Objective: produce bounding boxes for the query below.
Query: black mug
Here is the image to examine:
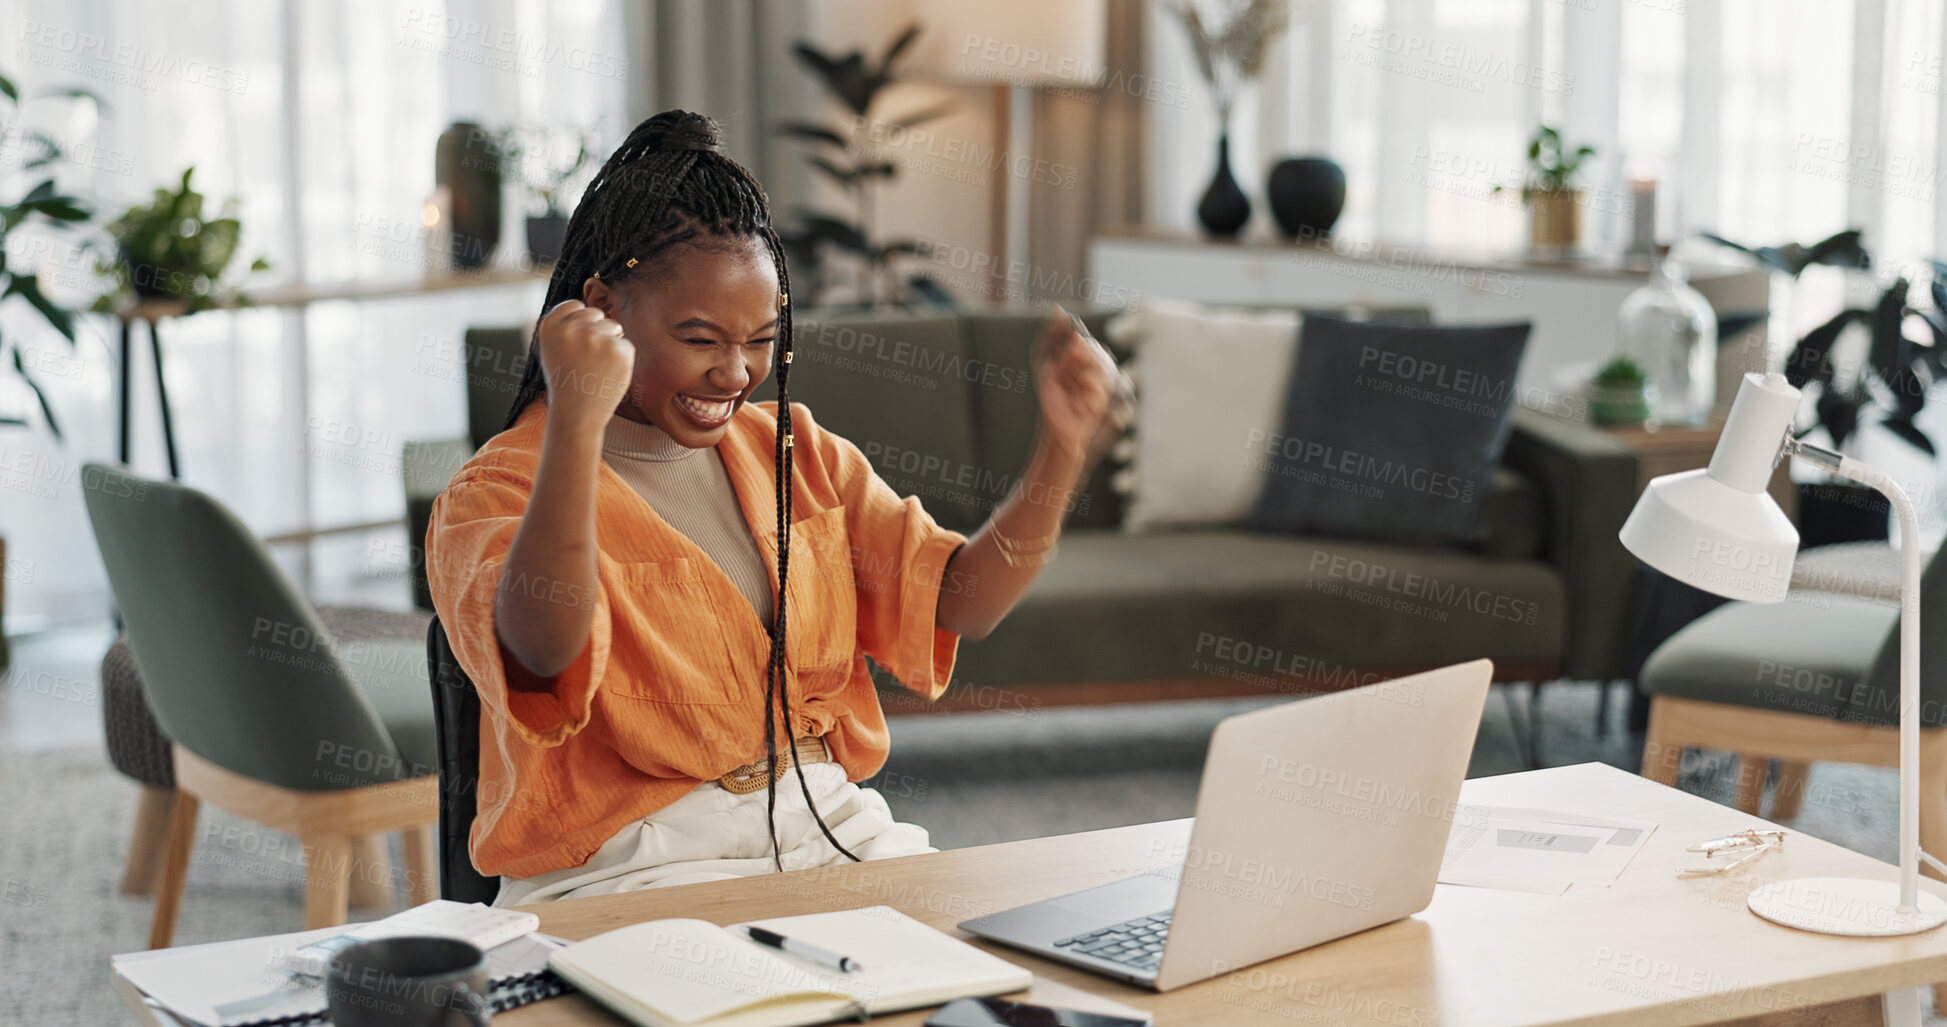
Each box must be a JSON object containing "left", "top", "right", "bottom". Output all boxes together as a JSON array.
[{"left": 326, "top": 936, "right": 492, "bottom": 1027}]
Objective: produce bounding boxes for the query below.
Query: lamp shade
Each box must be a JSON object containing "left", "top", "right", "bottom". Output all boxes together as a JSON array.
[
  {"left": 1618, "top": 373, "right": 1802, "bottom": 603},
  {"left": 903, "top": 0, "right": 1108, "bottom": 87}
]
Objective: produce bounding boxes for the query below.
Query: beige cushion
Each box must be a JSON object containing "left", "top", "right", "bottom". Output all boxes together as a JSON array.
[{"left": 1104, "top": 298, "right": 1300, "bottom": 532}]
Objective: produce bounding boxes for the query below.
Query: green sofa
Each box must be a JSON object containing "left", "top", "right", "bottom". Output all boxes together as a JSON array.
[{"left": 403, "top": 309, "right": 1640, "bottom": 705}]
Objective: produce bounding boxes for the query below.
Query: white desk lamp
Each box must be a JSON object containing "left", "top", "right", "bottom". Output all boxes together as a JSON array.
[{"left": 1621, "top": 371, "right": 1947, "bottom": 937}]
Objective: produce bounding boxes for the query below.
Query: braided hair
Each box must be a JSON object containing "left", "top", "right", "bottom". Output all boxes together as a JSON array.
[{"left": 504, "top": 110, "right": 859, "bottom": 871}]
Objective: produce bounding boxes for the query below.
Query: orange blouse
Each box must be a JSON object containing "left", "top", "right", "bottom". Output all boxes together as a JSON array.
[{"left": 426, "top": 400, "right": 967, "bottom": 879}]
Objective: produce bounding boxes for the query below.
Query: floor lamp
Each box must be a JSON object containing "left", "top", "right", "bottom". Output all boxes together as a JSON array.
[
  {"left": 908, "top": 2, "right": 1106, "bottom": 285},
  {"left": 1620, "top": 371, "right": 1947, "bottom": 939}
]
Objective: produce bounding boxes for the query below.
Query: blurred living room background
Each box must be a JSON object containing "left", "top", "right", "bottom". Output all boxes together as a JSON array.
[{"left": 8, "top": 0, "right": 1947, "bottom": 1020}]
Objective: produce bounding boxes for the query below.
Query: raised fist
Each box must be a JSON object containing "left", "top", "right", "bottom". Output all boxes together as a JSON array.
[{"left": 537, "top": 299, "right": 635, "bottom": 434}]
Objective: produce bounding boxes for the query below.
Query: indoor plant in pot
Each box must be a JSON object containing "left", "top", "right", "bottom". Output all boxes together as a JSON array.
[
  {"left": 1782, "top": 266, "right": 1947, "bottom": 546},
  {"left": 1165, "top": 0, "right": 1291, "bottom": 238},
  {"left": 493, "top": 123, "right": 594, "bottom": 267},
  {"left": 92, "top": 167, "right": 269, "bottom": 313},
  {"left": 1588, "top": 355, "right": 1653, "bottom": 426},
  {"left": 1499, "top": 125, "right": 1595, "bottom": 253},
  {"left": 774, "top": 22, "right": 953, "bottom": 309}
]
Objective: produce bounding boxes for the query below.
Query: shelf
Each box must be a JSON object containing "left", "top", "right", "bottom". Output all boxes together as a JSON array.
[{"left": 109, "top": 265, "right": 552, "bottom": 321}]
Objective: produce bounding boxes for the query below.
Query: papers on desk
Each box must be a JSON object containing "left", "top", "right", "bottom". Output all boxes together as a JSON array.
[
  {"left": 113, "top": 925, "right": 569, "bottom": 1027},
  {"left": 1439, "top": 804, "right": 1657, "bottom": 895}
]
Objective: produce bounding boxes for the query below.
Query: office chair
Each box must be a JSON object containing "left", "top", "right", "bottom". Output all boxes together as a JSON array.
[
  {"left": 102, "top": 604, "right": 431, "bottom": 902},
  {"left": 427, "top": 614, "right": 501, "bottom": 904},
  {"left": 81, "top": 463, "right": 439, "bottom": 947}
]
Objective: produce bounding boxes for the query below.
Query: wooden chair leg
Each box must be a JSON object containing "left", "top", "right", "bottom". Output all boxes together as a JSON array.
[
  {"left": 148, "top": 789, "right": 200, "bottom": 949},
  {"left": 348, "top": 834, "right": 392, "bottom": 909},
  {"left": 303, "top": 833, "right": 353, "bottom": 930},
  {"left": 403, "top": 824, "right": 437, "bottom": 906},
  {"left": 1640, "top": 699, "right": 1683, "bottom": 787},
  {"left": 1771, "top": 761, "right": 1810, "bottom": 820},
  {"left": 1920, "top": 736, "right": 1947, "bottom": 884},
  {"left": 121, "top": 785, "right": 176, "bottom": 897},
  {"left": 1733, "top": 756, "right": 1767, "bottom": 815}
]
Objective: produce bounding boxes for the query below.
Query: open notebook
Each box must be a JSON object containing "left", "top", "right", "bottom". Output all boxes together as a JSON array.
[{"left": 548, "top": 906, "right": 1033, "bottom": 1027}]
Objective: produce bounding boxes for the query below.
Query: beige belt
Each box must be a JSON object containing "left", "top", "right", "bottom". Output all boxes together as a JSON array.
[{"left": 716, "top": 736, "right": 832, "bottom": 794}]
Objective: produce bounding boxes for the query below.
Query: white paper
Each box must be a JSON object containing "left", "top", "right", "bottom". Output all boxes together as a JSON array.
[
  {"left": 1439, "top": 804, "right": 1657, "bottom": 894},
  {"left": 114, "top": 925, "right": 563, "bottom": 1027}
]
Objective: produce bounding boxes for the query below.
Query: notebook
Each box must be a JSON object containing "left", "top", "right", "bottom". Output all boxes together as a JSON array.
[
  {"left": 548, "top": 906, "right": 1033, "bottom": 1027},
  {"left": 113, "top": 926, "right": 572, "bottom": 1026}
]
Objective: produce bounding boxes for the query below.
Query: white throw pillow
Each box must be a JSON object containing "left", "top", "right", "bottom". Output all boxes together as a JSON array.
[{"left": 1105, "top": 297, "right": 1301, "bottom": 532}]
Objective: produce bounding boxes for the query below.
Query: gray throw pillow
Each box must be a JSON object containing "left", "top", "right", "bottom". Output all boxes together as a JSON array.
[{"left": 1246, "top": 315, "right": 1531, "bottom": 544}]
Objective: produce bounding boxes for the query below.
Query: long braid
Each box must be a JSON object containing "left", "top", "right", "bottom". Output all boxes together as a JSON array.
[
  {"left": 766, "top": 225, "right": 862, "bottom": 869},
  {"left": 504, "top": 110, "right": 862, "bottom": 872}
]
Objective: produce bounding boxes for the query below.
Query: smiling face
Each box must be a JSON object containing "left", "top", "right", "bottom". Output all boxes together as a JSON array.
[{"left": 581, "top": 235, "right": 780, "bottom": 448}]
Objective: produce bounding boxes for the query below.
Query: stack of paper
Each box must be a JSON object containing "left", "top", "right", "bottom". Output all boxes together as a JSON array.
[
  {"left": 1439, "top": 804, "right": 1657, "bottom": 894},
  {"left": 114, "top": 927, "right": 567, "bottom": 1026}
]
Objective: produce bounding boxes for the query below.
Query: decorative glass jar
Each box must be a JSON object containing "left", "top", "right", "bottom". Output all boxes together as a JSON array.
[{"left": 1617, "top": 258, "right": 1718, "bottom": 424}]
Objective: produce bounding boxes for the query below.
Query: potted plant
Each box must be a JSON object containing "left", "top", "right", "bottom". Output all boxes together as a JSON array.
[
  {"left": 1165, "top": 0, "right": 1292, "bottom": 238},
  {"left": 1699, "top": 229, "right": 1947, "bottom": 545},
  {"left": 1499, "top": 125, "right": 1595, "bottom": 252},
  {"left": 1777, "top": 269, "right": 1946, "bottom": 545},
  {"left": 1588, "top": 355, "right": 1653, "bottom": 426},
  {"left": 776, "top": 23, "right": 953, "bottom": 309},
  {"left": 92, "top": 167, "right": 268, "bottom": 313},
  {"left": 0, "top": 67, "right": 103, "bottom": 672},
  {"left": 492, "top": 123, "right": 595, "bottom": 267}
]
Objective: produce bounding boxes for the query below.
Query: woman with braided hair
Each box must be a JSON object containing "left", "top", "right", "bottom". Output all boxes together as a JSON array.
[{"left": 427, "top": 111, "right": 1125, "bottom": 905}]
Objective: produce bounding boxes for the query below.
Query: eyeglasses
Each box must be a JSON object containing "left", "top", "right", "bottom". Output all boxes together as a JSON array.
[{"left": 1677, "top": 829, "right": 1786, "bottom": 877}]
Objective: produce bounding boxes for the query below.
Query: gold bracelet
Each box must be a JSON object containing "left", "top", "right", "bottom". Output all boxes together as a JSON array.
[
  {"left": 997, "top": 540, "right": 1057, "bottom": 568},
  {"left": 991, "top": 519, "right": 1059, "bottom": 551},
  {"left": 991, "top": 521, "right": 1059, "bottom": 567}
]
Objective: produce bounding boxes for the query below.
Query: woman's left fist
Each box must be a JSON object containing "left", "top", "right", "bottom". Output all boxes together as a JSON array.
[{"left": 1033, "top": 305, "right": 1133, "bottom": 464}]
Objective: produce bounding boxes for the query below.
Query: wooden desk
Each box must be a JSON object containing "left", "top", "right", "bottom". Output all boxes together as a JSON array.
[{"left": 116, "top": 763, "right": 1947, "bottom": 1025}]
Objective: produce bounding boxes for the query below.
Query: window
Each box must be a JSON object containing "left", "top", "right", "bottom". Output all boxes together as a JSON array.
[{"left": 0, "top": 0, "right": 627, "bottom": 626}]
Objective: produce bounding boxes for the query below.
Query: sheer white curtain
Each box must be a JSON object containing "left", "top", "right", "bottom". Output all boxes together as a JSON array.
[
  {"left": 1149, "top": 0, "right": 1561, "bottom": 252},
  {"left": 0, "top": 0, "right": 627, "bottom": 627},
  {"left": 1150, "top": 0, "right": 1947, "bottom": 270},
  {"left": 1146, "top": 0, "right": 1947, "bottom": 532}
]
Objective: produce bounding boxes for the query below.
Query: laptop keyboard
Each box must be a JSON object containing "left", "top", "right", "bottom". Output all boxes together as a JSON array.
[{"left": 1052, "top": 911, "right": 1171, "bottom": 972}]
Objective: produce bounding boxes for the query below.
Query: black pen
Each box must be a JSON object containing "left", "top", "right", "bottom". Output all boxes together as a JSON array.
[{"left": 740, "top": 926, "right": 864, "bottom": 973}]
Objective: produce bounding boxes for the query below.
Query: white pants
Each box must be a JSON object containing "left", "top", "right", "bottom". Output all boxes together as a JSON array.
[{"left": 493, "top": 762, "right": 935, "bottom": 906}]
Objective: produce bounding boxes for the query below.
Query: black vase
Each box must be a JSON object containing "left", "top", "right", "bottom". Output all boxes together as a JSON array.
[
  {"left": 435, "top": 122, "right": 502, "bottom": 270},
  {"left": 1197, "top": 133, "right": 1251, "bottom": 237},
  {"left": 1267, "top": 156, "right": 1346, "bottom": 240}
]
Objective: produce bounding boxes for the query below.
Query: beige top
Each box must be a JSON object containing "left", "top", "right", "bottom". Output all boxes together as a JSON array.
[{"left": 601, "top": 414, "right": 774, "bottom": 626}]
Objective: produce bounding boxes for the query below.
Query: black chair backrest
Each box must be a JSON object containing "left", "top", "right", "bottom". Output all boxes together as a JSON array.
[
  {"left": 465, "top": 327, "right": 532, "bottom": 450},
  {"left": 426, "top": 614, "right": 499, "bottom": 904}
]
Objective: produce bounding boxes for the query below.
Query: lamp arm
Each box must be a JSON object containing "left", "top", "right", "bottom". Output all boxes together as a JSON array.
[{"left": 1796, "top": 440, "right": 1926, "bottom": 911}]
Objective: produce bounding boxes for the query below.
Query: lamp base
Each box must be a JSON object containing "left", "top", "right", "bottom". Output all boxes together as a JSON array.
[{"left": 1747, "top": 876, "right": 1947, "bottom": 936}]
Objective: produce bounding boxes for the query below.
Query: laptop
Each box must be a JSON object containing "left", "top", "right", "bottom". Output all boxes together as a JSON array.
[{"left": 959, "top": 659, "right": 1492, "bottom": 992}]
